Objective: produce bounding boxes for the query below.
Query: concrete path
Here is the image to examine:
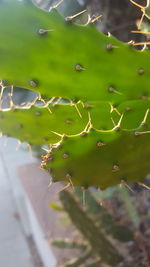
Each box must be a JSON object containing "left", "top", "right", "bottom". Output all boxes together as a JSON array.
[
  {"left": 0, "top": 137, "right": 56, "bottom": 267},
  {"left": 0, "top": 138, "right": 35, "bottom": 267}
]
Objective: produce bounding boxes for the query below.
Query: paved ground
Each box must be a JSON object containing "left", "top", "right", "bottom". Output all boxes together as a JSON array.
[{"left": 0, "top": 138, "right": 35, "bottom": 267}]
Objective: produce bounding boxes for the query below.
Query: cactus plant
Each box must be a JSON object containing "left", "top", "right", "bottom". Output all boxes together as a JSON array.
[
  {"left": 0, "top": 0, "right": 150, "bottom": 189},
  {"left": 0, "top": 102, "right": 89, "bottom": 144}
]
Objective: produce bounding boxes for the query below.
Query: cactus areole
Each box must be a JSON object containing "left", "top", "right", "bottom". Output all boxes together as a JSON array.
[{"left": 0, "top": 0, "right": 150, "bottom": 188}]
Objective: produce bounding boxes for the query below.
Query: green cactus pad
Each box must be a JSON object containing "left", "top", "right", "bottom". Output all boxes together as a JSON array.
[
  {"left": 0, "top": 0, "right": 150, "bottom": 189},
  {"left": 1, "top": 99, "right": 149, "bottom": 145},
  {"left": 83, "top": 101, "right": 115, "bottom": 130},
  {"left": 0, "top": 102, "right": 89, "bottom": 144},
  {"left": 0, "top": 0, "right": 150, "bottom": 105},
  {"left": 116, "top": 100, "right": 150, "bottom": 130},
  {"left": 43, "top": 129, "right": 150, "bottom": 189}
]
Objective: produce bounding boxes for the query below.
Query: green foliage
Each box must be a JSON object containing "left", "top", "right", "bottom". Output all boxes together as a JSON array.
[
  {"left": 59, "top": 190, "right": 123, "bottom": 266},
  {"left": 78, "top": 190, "right": 133, "bottom": 242},
  {"left": 49, "top": 201, "right": 64, "bottom": 211},
  {"left": 0, "top": 0, "right": 150, "bottom": 188}
]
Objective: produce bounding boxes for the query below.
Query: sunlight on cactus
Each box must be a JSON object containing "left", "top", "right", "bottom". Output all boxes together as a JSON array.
[{"left": 0, "top": 0, "right": 150, "bottom": 189}]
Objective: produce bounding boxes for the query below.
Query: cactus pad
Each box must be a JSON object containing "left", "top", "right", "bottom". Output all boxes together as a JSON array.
[
  {"left": 0, "top": 0, "right": 150, "bottom": 104},
  {"left": 0, "top": 102, "right": 89, "bottom": 144},
  {"left": 42, "top": 129, "right": 150, "bottom": 189},
  {"left": 0, "top": 0, "right": 150, "bottom": 189}
]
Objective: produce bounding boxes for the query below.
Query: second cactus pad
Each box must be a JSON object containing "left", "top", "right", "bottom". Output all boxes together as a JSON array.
[{"left": 42, "top": 129, "right": 150, "bottom": 189}]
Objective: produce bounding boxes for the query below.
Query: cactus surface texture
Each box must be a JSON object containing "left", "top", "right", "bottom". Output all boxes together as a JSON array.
[{"left": 0, "top": 0, "right": 150, "bottom": 188}]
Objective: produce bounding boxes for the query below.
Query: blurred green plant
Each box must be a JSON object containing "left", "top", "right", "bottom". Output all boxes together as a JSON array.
[{"left": 51, "top": 189, "right": 134, "bottom": 266}]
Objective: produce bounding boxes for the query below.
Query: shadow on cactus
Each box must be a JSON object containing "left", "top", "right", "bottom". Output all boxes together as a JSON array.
[{"left": 0, "top": 0, "right": 150, "bottom": 189}]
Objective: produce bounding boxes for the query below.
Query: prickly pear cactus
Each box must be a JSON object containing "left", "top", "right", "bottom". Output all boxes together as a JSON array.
[{"left": 0, "top": 0, "right": 150, "bottom": 189}]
